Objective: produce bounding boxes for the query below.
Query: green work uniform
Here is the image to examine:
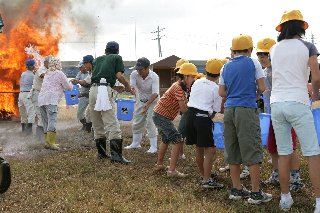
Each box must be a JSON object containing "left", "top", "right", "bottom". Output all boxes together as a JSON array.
[{"left": 91, "top": 54, "right": 125, "bottom": 87}]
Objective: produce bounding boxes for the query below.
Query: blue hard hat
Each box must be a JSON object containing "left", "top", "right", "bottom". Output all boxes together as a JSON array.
[
  {"left": 83, "top": 55, "right": 94, "bottom": 63},
  {"left": 26, "top": 59, "right": 36, "bottom": 66}
]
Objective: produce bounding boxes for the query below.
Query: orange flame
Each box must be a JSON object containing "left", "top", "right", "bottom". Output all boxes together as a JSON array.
[{"left": 0, "top": 0, "right": 63, "bottom": 116}]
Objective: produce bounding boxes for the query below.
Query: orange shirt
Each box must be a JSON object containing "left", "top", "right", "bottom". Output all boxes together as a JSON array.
[{"left": 153, "top": 81, "right": 187, "bottom": 120}]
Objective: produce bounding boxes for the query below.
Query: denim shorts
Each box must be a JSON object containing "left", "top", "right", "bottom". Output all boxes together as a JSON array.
[
  {"left": 271, "top": 101, "right": 320, "bottom": 156},
  {"left": 152, "top": 112, "right": 182, "bottom": 144}
]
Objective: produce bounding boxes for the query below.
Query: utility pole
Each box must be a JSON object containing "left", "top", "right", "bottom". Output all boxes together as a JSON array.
[
  {"left": 93, "top": 27, "right": 96, "bottom": 58},
  {"left": 152, "top": 26, "right": 165, "bottom": 58},
  {"left": 310, "top": 31, "right": 317, "bottom": 45},
  {"left": 134, "top": 19, "right": 137, "bottom": 59},
  {"left": 130, "top": 17, "right": 137, "bottom": 59}
]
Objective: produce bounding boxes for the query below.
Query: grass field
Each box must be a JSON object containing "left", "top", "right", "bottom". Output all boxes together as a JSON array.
[{"left": 0, "top": 104, "right": 317, "bottom": 213}]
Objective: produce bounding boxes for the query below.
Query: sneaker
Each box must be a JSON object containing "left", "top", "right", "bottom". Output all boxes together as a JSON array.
[
  {"left": 279, "top": 197, "right": 294, "bottom": 211},
  {"left": 167, "top": 170, "right": 187, "bottom": 178},
  {"left": 263, "top": 171, "right": 279, "bottom": 185},
  {"left": 247, "top": 190, "right": 272, "bottom": 204},
  {"left": 229, "top": 187, "right": 251, "bottom": 200},
  {"left": 240, "top": 166, "right": 250, "bottom": 179},
  {"left": 202, "top": 178, "right": 224, "bottom": 189},
  {"left": 290, "top": 180, "right": 305, "bottom": 192},
  {"left": 219, "top": 165, "right": 230, "bottom": 173}
]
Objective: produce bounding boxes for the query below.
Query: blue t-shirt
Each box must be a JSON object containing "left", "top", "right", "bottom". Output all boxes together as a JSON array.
[{"left": 219, "top": 55, "right": 264, "bottom": 108}]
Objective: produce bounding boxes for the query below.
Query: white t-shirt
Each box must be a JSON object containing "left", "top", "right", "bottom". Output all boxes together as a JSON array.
[
  {"left": 130, "top": 70, "right": 160, "bottom": 101},
  {"left": 270, "top": 39, "right": 319, "bottom": 106},
  {"left": 188, "top": 78, "right": 222, "bottom": 114}
]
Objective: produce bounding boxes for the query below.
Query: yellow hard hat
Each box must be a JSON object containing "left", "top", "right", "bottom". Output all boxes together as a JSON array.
[
  {"left": 276, "top": 10, "right": 308, "bottom": 32},
  {"left": 231, "top": 34, "right": 253, "bottom": 51},
  {"left": 195, "top": 73, "right": 205, "bottom": 79},
  {"left": 220, "top": 58, "right": 229, "bottom": 64},
  {"left": 205, "top": 59, "right": 223, "bottom": 75},
  {"left": 176, "top": 63, "right": 198, "bottom": 76},
  {"left": 175, "top": 59, "right": 189, "bottom": 70},
  {"left": 256, "top": 38, "right": 276, "bottom": 53}
]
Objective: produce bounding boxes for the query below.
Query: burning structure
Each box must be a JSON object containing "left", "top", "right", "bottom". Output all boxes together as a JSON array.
[
  {"left": 0, "top": 0, "right": 63, "bottom": 121},
  {"left": 0, "top": 0, "right": 97, "bottom": 121}
]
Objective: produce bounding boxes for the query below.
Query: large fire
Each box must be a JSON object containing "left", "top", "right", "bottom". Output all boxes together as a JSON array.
[{"left": 0, "top": 0, "right": 63, "bottom": 118}]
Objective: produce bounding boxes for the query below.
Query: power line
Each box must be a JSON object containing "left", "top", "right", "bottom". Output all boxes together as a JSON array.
[{"left": 151, "top": 26, "right": 165, "bottom": 58}]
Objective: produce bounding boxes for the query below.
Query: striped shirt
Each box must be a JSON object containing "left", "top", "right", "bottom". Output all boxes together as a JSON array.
[{"left": 153, "top": 81, "right": 186, "bottom": 120}]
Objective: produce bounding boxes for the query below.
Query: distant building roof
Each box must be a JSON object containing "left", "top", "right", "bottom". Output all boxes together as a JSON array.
[
  {"left": 151, "top": 55, "right": 181, "bottom": 69},
  {"left": 150, "top": 55, "right": 206, "bottom": 73}
]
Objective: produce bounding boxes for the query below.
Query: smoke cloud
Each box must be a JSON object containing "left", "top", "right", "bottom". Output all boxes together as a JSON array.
[{"left": 0, "top": 0, "right": 99, "bottom": 37}]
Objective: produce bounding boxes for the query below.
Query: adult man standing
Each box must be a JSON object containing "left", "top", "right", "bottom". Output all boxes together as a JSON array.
[
  {"left": 89, "top": 41, "right": 132, "bottom": 164},
  {"left": 124, "top": 57, "right": 159, "bottom": 153},
  {"left": 18, "top": 59, "right": 36, "bottom": 135},
  {"left": 72, "top": 58, "right": 91, "bottom": 132},
  {"left": 30, "top": 56, "right": 50, "bottom": 139}
]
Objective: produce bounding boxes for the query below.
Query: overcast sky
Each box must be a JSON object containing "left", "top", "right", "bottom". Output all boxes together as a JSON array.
[{"left": 58, "top": 0, "right": 320, "bottom": 63}]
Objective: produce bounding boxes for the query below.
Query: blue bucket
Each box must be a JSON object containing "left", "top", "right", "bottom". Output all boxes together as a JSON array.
[
  {"left": 259, "top": 113, "right": 271, "bottom": 146},
  {"left": 64, "top": 84, "right": 79, "bottom": 105},
  {"left": 312, "top": 108, "right": 320, "bottom": 145},
  {"left": 115, "top": 99, "right": 136, "bottom": 121},
  {"left": 213, "top": 122, "right": 224, "bottom": 149}
]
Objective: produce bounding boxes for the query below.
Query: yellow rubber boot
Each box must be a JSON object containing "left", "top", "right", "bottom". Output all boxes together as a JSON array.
[
  {"left": 44, "top": 133, "right": 50, "bottom": 149},
  {"left": 47, "top": 132, "right": 59, "bottom": 150}
]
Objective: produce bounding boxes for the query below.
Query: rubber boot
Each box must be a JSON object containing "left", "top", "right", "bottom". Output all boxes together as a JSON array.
[
  {"left": 85, "top": 122, "right": 92, "bottom": 133},
  {"left": 146, "top": 136, "right": 158, "bottom": 154},
  {"left": 35, "top": 126, "right": 44, "bottom": 142},
  {"left": 110, "top": 139, "right": 131, "bottom": 164},
  {"left": 79, "top": 119, "right": 86, "bottom": 131},
  {"left": 26, "top": 123, "right": 33, "bottom": 135},
  {"left": 46, "top": 131, "right": 59, "bottom": 150},
  {"left": 21, "top": 123, "right": 26, "bottom": 133},
  {"left": 44, "top": 133, "right": 50, "bottom": 149},
  {"left": 95, "top": 138, "right": 110, "bottom": 159},
  {"left": 124, "top": 133, "right": 142, "bottom": 149}
]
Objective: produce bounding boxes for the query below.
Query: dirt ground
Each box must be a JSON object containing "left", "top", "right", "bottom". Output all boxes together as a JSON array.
[{"left": 0, "top": 104, "right": 317, "bottom": 213}]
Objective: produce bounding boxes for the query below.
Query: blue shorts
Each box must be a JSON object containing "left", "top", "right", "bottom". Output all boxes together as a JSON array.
[
  {"left": 152, "top": 112, "right": 182, "bottom": 144},
  {"left": 271, "top": 102, "right": 320, "bottom": 156}
]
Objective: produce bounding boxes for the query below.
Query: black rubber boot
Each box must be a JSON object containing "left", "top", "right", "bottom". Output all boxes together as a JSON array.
[
  {"left": 95, "top": 138, "right": 110, "bottom": 159},
  {"left": 26, "top": 123, "right": 33, "bottom": 135},
  {"left": 21, "top": 123, "right": 26, "bottom": 133},
  {"left": 110, "top": 139, "right": 131, "bottom": 164},
  {"left": 85, "top": 122, "right": 92, "bottom": 133},
  {"left": 35, "top": 126, "right": 44, "bottom": 141},
  {"left": 79, "top": 119, "right": 86, "bottom": 131}
]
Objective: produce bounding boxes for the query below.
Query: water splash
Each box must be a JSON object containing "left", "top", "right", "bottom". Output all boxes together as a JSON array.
[{"left": 24, "top": 44, "right": 44, "bottom": 68}]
